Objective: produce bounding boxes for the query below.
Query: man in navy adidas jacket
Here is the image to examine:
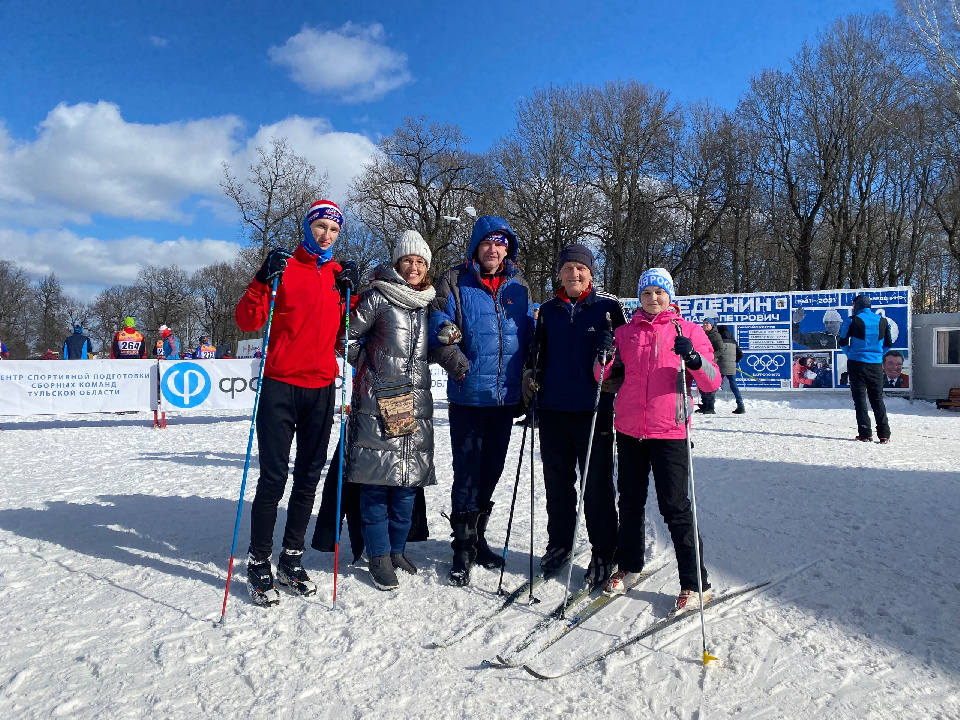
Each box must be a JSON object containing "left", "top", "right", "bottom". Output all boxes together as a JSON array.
[
  {"left": 429, "top": 215, "right": 535, "bottom": 586},
  {"left": 839, "top": 294, "right": 893, "bottom": 442},
  {"left": 524, "top": 244, "right": 627, "bottom": 587}
]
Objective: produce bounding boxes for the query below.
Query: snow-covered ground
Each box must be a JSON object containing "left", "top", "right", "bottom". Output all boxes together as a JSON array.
[{"left": 0, "top": 392, "right": 958, "bottom": 719}]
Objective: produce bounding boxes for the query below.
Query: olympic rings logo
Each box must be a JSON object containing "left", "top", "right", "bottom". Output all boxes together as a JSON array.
[{"left": 746, "top": 354, "right": 786, "bottom": 373}]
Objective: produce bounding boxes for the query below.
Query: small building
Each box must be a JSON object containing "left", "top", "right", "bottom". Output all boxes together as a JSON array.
[{"left": 911, "top": 312, "right": 960, "bottom": 403}]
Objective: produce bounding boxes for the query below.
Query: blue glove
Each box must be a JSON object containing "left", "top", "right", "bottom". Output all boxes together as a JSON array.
[{"left": 255, "top": 248, "right": 294, "bottom": 284}]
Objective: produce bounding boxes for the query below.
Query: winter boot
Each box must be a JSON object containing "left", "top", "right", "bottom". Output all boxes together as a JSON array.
[
  {"left": 391, "top": 553, "right": 418, "bottom": 575},
  {"left": 246, "top": 554, "right": 280, "bottom": 607},
  {"left": 447, "top": 511, "right": 478, "bottom": 586},
  {"left": 584, "top": 555, "right": 616, "bottom": 588},
  {"left": 695, "top": 406, "right": 716, "bottom": 414},
  {"left": 673, "top": 587, "right": 714, "bottom": 615},
  {"left": 369, "top": 554, "right": 400, "bottom": 591},
  {"left": 474, "top": 502, "right": 505, "bottom": 569},
  {"left": 540, "top": 546, "right": 572, "bottom": 575},
  {"left": 732, "top": 405, "right": 746, "bottom": 414},
  {"left": 276, "top": 549, "right": 317, "bottom": 597}
]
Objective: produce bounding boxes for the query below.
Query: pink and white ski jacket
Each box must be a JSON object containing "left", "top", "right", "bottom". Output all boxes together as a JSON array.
[{"left": 596, "top": 307, "right": 721, "bottom": 440}]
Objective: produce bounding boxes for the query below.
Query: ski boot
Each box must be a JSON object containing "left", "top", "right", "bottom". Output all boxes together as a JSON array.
[
  {"left": 276, "top": 549, "right": 317, "bottom": 597},
  {"left": 448, "top": 511, "right": 478, "bottom": 586},
  {"left": 246, "top": 554, "right": 280, "bottom": 607}
]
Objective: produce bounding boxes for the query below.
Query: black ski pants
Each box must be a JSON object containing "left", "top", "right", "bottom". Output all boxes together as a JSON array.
[
  {"left": 449, "top": 403, "right": 516, "bottom": 513},
  {"left": 248, "top": 377, "right": 335, "bottom": 561},
  {"left": 615, "top": 434, "right": 708, "bottom": 591},
  {"left": 538, "top": 409, "right": 617, "bottom": 560},
  {"left": 847, "top": 359, "right": 890, "bottom": 439}
]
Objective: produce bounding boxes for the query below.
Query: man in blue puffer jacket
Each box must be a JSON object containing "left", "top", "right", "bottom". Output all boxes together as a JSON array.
[
  {"left": 429, "top": 215, "right": 535, "bottom": 586},
  {"left": 839, "top": 294, "right": 893, "bottom": 443}
]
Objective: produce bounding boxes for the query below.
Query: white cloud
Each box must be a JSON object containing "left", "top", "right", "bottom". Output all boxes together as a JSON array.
[
  {"left": 0, "top": 227, "right": 242, "bottom": 297},
  {"left": 0, "top": 102, "right": 241, "bottom": 225},
  {"left": 0, "top": 101, "right": 377, "bottom": 228},
  {"left": 268, "top": 23, "right": 412, "bottom": 102},
  {"left": 149, "top": 36, "right": 168, "bottom": 48}
]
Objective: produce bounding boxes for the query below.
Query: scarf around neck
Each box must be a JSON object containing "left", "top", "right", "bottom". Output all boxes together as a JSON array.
[{"left": 369, "top": 264, "right": 436, "bottom": 310}]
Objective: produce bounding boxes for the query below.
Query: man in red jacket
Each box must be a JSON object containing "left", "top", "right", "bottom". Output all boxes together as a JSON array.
[{"left": 235, "top": 199, "right": 359, "bottom": 607}]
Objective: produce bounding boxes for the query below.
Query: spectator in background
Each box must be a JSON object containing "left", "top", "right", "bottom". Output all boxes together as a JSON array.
[
  {"left": 1, "top": 337, "right": 10, "bottom": 359},
  {"left": 882, "top": 350, "right": 909, "bottom": 389},
  {"left": 42, "top": 349, "right": 59, "bottom": 360},
  {"left": 533, "top": 302, "right": 540, "bottom": 321},
  {"left": 63, "top": 325, "right": 91, "bottom": 360},
  {"left": 695, "top": 317, "right": 724, "bottom": 414},
  {"left": 716, "top": 325, "right": 746, "bottom": 414},
  {"left": 155, "top": 325, "right": 180, "bottom": 360},
  {"left": 195, "top": 335, "right": 217, "bottom": 359},
  {"left": 112, "top": 317, "right": 146, "bottom": 359},
  {"left": 839, "top": 294, "right": 893, "bottom": 443}
]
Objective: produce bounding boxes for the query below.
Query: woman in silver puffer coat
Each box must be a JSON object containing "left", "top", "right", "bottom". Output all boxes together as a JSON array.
[{"left": 345, "top": 231, "right": 436, "bottom": 590}]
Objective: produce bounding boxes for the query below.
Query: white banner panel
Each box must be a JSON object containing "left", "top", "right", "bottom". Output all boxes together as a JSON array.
[{"left": 0, "top": 360, "right": 154, "bottom": 415}]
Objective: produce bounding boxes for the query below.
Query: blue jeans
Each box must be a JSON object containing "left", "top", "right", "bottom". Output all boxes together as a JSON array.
[
  {"left": 724, "top": 375, "right": 743, "bottom": 405},
  {"left": 360, "top": 485, "right": 417, "bottom": 558}
]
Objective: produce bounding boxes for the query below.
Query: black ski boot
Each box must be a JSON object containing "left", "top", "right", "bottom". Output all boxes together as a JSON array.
[
  {"left": 276, "top": 549, "right": 317, "bottom": 597},
  {"left": 369, "top": 554, "right": 400, "bottom": 590},
  {"left": 474, "top": 502, "right": 505, "bottom": 569},
  {"left": 246, "top": 554, "right": 280, "bottom": 607},
  {"left": 732, "top": 405, "right": 746, "bottom": 414},
  {"left": 448, "top": 511, "right": 478, "bottom": 586}
]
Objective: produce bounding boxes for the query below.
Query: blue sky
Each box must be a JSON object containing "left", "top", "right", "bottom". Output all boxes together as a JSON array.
[{"left": 0, "top": 0, "right": 893, "bottom": 296}]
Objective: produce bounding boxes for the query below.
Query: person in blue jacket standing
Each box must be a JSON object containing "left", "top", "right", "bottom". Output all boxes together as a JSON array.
[
  {"left": 429, "top": 215, "right": 535, "bottom": 586},
  {"left": 63, "top": 325, "right": 91, "bottom": 359},
  {"left": 155, "top": 325, "right": 180, "bottom": 360},
  {"left": 839, "top": 294, "right": 893, "bottom": 443}
]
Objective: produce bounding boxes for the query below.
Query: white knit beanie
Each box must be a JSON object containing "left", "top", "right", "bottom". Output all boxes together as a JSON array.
[{"left": 393, "top": 230, "right": 432, "bottom": 269}]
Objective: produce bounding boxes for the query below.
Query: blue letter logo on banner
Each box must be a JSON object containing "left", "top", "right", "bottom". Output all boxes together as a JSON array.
[{"left": 162, "top": 362, "right": 211, "bottom": 408}]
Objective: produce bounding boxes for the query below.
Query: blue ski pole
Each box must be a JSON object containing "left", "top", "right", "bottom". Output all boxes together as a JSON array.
[
  {"left": 332, "top": 286, "right": 351, "bottom": 610},
  {"left": 216, "top": 276, "right": 279, "bottom": 627}
]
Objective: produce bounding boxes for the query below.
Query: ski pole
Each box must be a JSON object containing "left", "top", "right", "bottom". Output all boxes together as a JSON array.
[
  {"left": 154, "top": 352, "right": 165, "bottom": 429},
  {"left": 216, "top": 276, "right": 279, "bottom": 627},
  {"left": 528, "top": 387, "right": 538, "bottom": 604},
  {"left": 560, "top": 312, "right": 612, "bottom": 619},
  {"left": 673, "top": 320, "right": 716, "bottom": 666},
  {"left": 496, "top": 422, "right": 527, "bottom": 595},
  {"left": 332, "top": 286, "right": 351, "bottom": 610}
]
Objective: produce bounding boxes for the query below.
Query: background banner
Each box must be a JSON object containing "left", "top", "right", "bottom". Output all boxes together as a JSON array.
[
  {"left": 623, "top": 286, "right": 911, "bottom": 390},
  {"left": 0, "top": 360, "right": 154, "bottom": 414}
]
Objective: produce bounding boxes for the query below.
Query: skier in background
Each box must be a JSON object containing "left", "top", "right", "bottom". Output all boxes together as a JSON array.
[
  {"left": 112, "top": 318, "right": 146, "bottom": 359},
  {"left": 194, "top": 335, "right": 217, "bottom": 359},
  {"left": 63, "top": 325, "right": 92, "bottom": 360},
  {"left": 0, "top": 337, "right": 8, "bottom": 359},
  {"left": 154, "top": 325, "right": 179, "bottom": 360}
]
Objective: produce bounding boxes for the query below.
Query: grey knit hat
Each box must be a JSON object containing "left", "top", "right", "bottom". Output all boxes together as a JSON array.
[
  {"left": 556, "top": 243, "right": 596, "bottom": 275},
  {"left": 393, "top": 230, "right": 432, "bottom": 269}
]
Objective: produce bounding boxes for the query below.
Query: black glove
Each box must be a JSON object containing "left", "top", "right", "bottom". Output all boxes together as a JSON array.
[
  {"left": 673, "top": 335, "right": 702, "bottom": 370},
  {"left": 255, "top": 248, "right": 294, "bottom": 285},
  {"left": 336, "top": 260, "right": 360, "bottom": 295},
  {"left": 597, "top": 327, "right": 615, "bottom": 359}
]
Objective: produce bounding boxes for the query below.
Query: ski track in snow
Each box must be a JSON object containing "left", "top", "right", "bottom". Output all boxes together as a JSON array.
[{"left": 0, "top": 394, "right": 958, "bottom": 719}]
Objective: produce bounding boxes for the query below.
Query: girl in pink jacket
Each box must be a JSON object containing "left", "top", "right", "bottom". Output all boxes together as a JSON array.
[{"left": 596, "top": 268, "right": 721, "bottom": 613}]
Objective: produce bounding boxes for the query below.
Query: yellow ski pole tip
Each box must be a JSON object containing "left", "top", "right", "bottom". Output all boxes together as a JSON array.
[{"left": 703, "top": 651, "right": 719, "bottom": 665}]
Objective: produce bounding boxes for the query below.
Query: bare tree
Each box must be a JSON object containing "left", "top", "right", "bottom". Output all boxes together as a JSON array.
[
  {"left": 32, "top": 273, "right": 69, "bottom": 354},
  {"left": 350, "top": 115, "right": 487, "bottom": 273},
  {"left": 133, "top": 265, "right": 194, "bottom": 344},
  {"left": 0, "top": 260, "right": 33, "bottom": 358},
  {"left": 191, "top": 261, "right": 249, "bottom": 354},
  {"left": 221, "top": 137, "right": 329, "bottom": 258},
  {"left": 493, "top": 85, "right": 598, "bottom": 299}
]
